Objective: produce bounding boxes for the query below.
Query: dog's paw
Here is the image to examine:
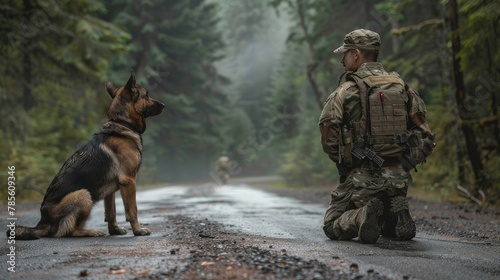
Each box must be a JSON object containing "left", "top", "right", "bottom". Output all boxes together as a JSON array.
[
  {"left": 109, "top": 226, "right": 127, "bottom": 235},
  {"left": 133, "top": 228, "right": 151, "bottom": 236},
  {"left": 78, "top": 229, "right": 106, "bottom": 237},
  {"left": 92, "top": 229, "right": 106, "bottom": 237}
]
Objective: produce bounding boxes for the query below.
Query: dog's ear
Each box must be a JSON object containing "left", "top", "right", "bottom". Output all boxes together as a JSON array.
[
  {"left": 105, "top": 81, "right": 117, "bottom": 98},
  {"left": 125, "top": 70, "right": 136, "bottom": 92}
]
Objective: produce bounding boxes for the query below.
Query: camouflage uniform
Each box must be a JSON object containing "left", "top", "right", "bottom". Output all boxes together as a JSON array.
[{"left": 319, "top": 29, "right": 429, "bottom": 243}]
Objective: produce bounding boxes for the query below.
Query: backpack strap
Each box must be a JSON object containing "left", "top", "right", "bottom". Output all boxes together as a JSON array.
[
  {"left": 337, "top": 71, "right": 352, "bottom": 86},
  {"left": 346, "top": 72, "right": 386, "bottom": 169},
  {"left": 346, "top": 73, "right": 371, "bottom": 146},
  {"left": 346, "top": 73, "right": 365, "bottom": 125}
]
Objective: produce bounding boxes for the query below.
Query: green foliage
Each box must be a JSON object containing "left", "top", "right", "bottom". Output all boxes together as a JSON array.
[
  {"left": 412, "top": 98, "right": 462, "bottom": 191},
  {"left": 105, "top": 0, "right": 229, "bottom": 182},
  {"left": 267, "top": 0, "right": 499, "bottom": 203},
  {"left": 212, "top": 0, "right": 291, "bottom": 175},
  {"left": 455, "top": 0, "right": 500, "bottom": 203},
  {"left": 280, "top": 113, "right": 338, "bottom": 187},
  {"left": 222, "top": 1, "right": 285, "bottom": 128},
  {"left": 265, "top": 38, "right": 337, "bottom": 186},
  {"left": 393, "top": 0, "right": 500, "bottom": 203},
  {"left": 457, "top": 0, "right": 500, "bottom": 78},
  {"left": 0, "top": 0, "right": 129, "bottom": 200},
  {"left": 222, "top": 107, "right": 256, "bottom": 163}
]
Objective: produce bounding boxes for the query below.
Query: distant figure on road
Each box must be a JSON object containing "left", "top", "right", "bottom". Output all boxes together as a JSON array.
[
  {"left": 215, "top": 152, "right": 230, "bottom": 185},
  {"left": 318, "top": 29, "right": 435, "bottom": 243}
]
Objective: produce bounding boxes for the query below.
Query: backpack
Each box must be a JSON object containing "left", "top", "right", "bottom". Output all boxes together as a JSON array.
[{"left": 340, "top": 72, "right": 409, "bottom": 168}]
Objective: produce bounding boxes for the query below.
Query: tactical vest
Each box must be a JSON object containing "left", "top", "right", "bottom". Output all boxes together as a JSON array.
[{"left": 340, "top": 72, "right": 409, "bottom": 168}]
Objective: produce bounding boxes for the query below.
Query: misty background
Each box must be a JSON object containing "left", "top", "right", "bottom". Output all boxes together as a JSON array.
[{"left": 1, "top": 0, "right": 498, "bottom": 205}]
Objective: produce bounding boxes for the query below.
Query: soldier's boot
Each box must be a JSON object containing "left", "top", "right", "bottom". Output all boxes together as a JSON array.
[
  {"left": 358, "top": 198, "right": 384, "bottom": 244},
  {"left": 390, "top": 196, "right": 416, "bottom": 241}
]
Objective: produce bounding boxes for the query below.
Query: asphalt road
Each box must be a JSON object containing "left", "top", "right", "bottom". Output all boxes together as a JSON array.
[{"left": 1, "top": 179, "right": 499, "bottom": 279}]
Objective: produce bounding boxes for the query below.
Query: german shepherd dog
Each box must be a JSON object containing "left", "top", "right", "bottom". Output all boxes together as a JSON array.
[{"left": 11, "top": 70, "right": 164, "bottom": 240}]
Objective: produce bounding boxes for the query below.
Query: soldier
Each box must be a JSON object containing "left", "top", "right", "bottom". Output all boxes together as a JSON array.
[
  {"left": 319, "top": 29, "right": 435, "bottom": 244},
  {"left": 215, "top": 152, "right": 230, "bottom": 185}
]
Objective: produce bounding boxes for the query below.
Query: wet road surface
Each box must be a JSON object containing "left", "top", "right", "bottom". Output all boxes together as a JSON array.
[{"left": 1, "top": 180, "right": 499, "bottom": 279}]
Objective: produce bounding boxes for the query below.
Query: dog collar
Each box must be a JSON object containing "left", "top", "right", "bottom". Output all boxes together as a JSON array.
[{"left": 109, "top": 119, "right": 144, "bottom": 134}]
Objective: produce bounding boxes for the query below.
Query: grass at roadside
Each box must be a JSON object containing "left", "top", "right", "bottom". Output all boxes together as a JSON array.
[{"left": 249, "top": 175, "right": 469, "bottom": 204}]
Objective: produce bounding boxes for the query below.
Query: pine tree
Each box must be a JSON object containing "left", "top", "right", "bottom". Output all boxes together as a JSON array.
[
  {"left": 0, "top": 0, "right": 129, "bottom": 199},
  {"left": 105, "top": 0, "right": 229, "bottom": 182}
]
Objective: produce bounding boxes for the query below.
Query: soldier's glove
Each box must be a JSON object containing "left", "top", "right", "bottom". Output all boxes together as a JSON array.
[
  {"left": 422, "top": 136, "right": 436, "bottom": 158},
  {"left": 407, "top": 132, "right": 436, "bottom": 165}
]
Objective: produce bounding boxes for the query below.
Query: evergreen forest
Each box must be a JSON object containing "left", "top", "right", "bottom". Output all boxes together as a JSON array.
[{"left": 1, "top": 0, "right": 498, "bottom": 205}]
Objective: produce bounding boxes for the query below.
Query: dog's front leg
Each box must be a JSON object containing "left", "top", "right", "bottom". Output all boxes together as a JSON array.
[
  {"left": 119, "top": 177, "right": 151, "bottom": 236},
  {"left": 104, "top": 193, "right": 127, "bottom": 235}
]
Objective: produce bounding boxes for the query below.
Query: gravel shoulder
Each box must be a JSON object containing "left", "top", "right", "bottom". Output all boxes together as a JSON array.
[{"left": 150, "top": 215, "right": 390, "bottom": 280}]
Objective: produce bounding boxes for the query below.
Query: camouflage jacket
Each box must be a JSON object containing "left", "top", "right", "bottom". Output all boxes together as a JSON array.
[{"left": 318, "top": 62, "right": 428, "bottom": 165}]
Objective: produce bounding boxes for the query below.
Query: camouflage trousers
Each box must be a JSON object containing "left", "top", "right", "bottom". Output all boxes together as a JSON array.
[{"left": 323, "top": 165, "right": 412, "bottom": 240}]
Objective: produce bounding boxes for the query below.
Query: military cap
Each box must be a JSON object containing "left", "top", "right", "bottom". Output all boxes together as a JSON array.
[{"left": 333, "top": 29, "right": 381, "bottom": 53}]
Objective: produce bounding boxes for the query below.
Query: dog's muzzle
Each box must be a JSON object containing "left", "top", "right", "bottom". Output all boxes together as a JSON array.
[{"left": 144, "top": 101, "right": 165, "bottom": 118}]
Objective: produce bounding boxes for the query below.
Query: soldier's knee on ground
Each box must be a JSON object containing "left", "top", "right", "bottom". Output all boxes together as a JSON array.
[{"left": 323, "top": 222, "right": 339, "bottom": 240}]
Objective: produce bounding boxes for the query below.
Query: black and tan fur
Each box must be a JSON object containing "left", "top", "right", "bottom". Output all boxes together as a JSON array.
[{"left": 11, "top": 70, "right": 164, "bottom": 240}]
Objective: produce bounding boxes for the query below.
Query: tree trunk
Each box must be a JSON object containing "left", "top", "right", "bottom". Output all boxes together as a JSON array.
[
  {"left": 295, "top": 0, "right": 324, "bottom": 110},
  {"left": 390, "top": 0, "right": 401, "bottom": 52},
  {"left": 449, "top": 0, "right": 491, "bottom": 193},
  {"left": 485, "top": 40, "right": 500, "bottom": 152}
]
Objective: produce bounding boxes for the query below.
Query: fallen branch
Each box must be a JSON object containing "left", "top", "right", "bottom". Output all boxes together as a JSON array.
[{"left": 456, "top": 185, "right": 485, "bottom": 205}]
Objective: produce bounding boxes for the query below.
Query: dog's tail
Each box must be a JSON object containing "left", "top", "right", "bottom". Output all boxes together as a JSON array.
[{"left": 7, "top": 224, "right": 50, "bottom": 240}]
